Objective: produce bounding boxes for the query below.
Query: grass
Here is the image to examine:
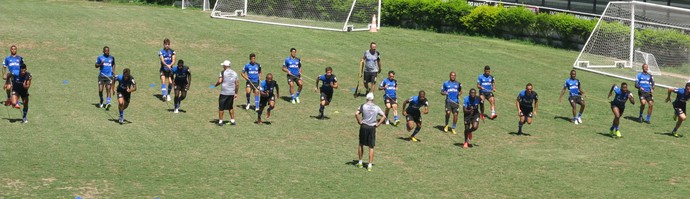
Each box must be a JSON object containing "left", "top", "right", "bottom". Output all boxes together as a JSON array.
[{"left": 1, "top": 0, "right": 690, "bottom": 198}]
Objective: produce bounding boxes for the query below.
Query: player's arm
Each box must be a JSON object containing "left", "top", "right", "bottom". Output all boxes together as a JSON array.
[
  {"left": 635, "top": 75, "right": 641, "bottom": 89},
  {"left": 331, "top": 77, "right": 338, "bottom": 89},
  {"left": 128, "top": 79, "right": 137, "bottom": 93},
  {"left": 608, "top": 84, "right": 616, "bottom": 98},
  {"left": 282, "top": 64, "right": 290, "bottom": 75},
  {"left": 111, "top": 58, "right": 116, "bottom": 77},
  {"left": 515, "top": 96, "right": 521, "bottom": 116},
  {"left": 376, "top": 57, "right": 381, "bottom": 74},
  {"left": 159, "top": 54, "right": 167, "bottom": 67},
  {"left": 169, "top": 53, "right": 176, "bottom": 68},
  {"left": 275, "top": 83, "right": 280, "bottom": 98},
  {"left": 234, "top": 79, "right": 239, "bottom": 99},
  {"left": 463, "top": 104, "right": 472, "bottom": 114},
  {"left": 559, "top": 85, "right": 567, "bottom": 102},
  {"left": 440, "top": 85, "right": 448, "bottom": 96},
  {"left": 629, "top": 93, "right": 635, "bottom": 105},
  {"left": 355, "top": 107, "right": 363, "bottom": 125},
  {"left": 533, "top": 98, "right": 538, "bottom": 116},
  {"left": 314, "top": 77, "right": 320, "bottom": 92},
  {"left": 23, "top": 75, "right": 32, "bottom": 89},
  {"left": 240, "top": 67, "right": 250, "bottom": 81},
  {"left": 2, "top": 65, "right": 5, "bottom": 80},
  {"left": 492, "top": 78, "right": 496, "bottom": 92},
  {"left": 666, "top": 88, "right": 676, "bottom": 103},
  {"left": 423, "top": 103, "right": 429, "bottom": 114},
  {"left": 476, "top": 80, "right": 483, "bottom": 90},
  {"left": 578, "top": 82, "right": 586, "bottom": 97},
  {"left": 650, "top": 76, "right": 655, "bottom": 93},
  {"left": 186, "top": 70, "right": 192, "bottom": 91},
  {"left": 95, "top": 57, "right": 102, "bottom": 68},
  {"left": 401, "top": 99, "right": 409, "bottom": 115},
  {"left": 378, "top": 81, "right": 386, "bottom": 90},
  {"left": 214, "top": 73, "right": 223, "bottom": 87}
]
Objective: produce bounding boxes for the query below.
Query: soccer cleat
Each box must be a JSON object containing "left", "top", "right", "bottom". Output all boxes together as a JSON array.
[
  {"left": 463, "top": 142, "right": 469, "bottom": 148},
  {"left": 615, "top": 130, "right": 622, "bottom": 138},
  {"left": 22, "top": 117, "right": 27, "bottom": 123},
  {"left": 469, "top": 132, "right": 473, "bottom": 140},
  {"left": 230, "top": 121, "right": 237, "bottom": 125},
  {"left": 410, "top": 136, "right": 419, "bottom": 142},
  {"left": 491, "top": 114, "right": 497, "bottom": 119},
  {"left": 14, "top": 104, "right": 20, "bottom": 109},
  {"left": 296, "top": 97, "right": 301, "bottom": 103},
  {"left": 385, "top": 120, "right": 390, "bottom": 125},
  {"left": 291, "top": 99, "right": 296, "bottom": 104},
  {"left": 174, "top": 109, "right": 179, "bottom": 113},
  {"left": 4, "top": 99, "right": 10, "bottom": 106},
  {"left": 394, "top": 120, "right": 400, "bottom": 126},
  {"left": 166, "top": 95, "right": 171, "bottom": 101},
  {"left": 574, "top": 120, "right": 579, "bottom": 125},
  {"left": 98, "top": 103, "right": 103, "bottom": 108},
  {"left": 367, "top": 165, "right": 372, "bottom": 172},
  {"left": 451, "top": 128, "right": 457, "bottom": 135},
  {"left": 517, "top": 131, "right": 523, "bottom": 136},
  {"left": 105, "top": 103, "right": 111, "bottom": 111},
  {"left": 673, "top": 131, "right": 680, "bottom": 138},
  {"left": 162, "top": 95, "right": 167, "bottom": 101},
  {"left": 218, "top": 121, "right": 224, "bottom": 126},
  {"left": 356, "top": 162, "right": 363, "bottom": 168},
  {"left": 245, "top": 104, "right": 251, "bottom": 110},
  {"left": 255, "top": 107, "right": 260, "bottom": 111},
  {"left": 119, "top": 117, "right": 124, "bottom": 125},
  {"left": 444, "top": 125, "right": 449, "bottom": 133},
  {"left": 577, "top": 117, "right": 583, "bottom": 124}
]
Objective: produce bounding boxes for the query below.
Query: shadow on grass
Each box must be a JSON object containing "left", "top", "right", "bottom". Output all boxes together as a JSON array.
[
  {"left": 153, "top": 94, "right": 165, "bottom": 102},
  {"left": 553, "top": 116, "right": 572, "bottom": 122},
  {"left": 91, "top": 103, "right": 102, "bottom": 108},
  {"left": 623, "top": 116, "right": 642, "bottom": 123},
  {"left": 508, "top": 132, "right": 531, "bottom": 136},
  {"left": 3, "top": 118, "right": 23, "bottom": 123},
  {"left": 655, "top": 132, "right": 683, "bottom": 138},
  {"left": 167, "top": 109, "right": 187, "bottom": 113},
  {"left": 433, "top": 125, "right": 446, "bottom": 132},
  {"left": 596, "top": 132, "right": 615, "bottom": 138},
  {"left": 280, "top": 96, "right": 292, "bottom": 103},
  {"left": 237, "top": 104, "right": 256, "bottom": 110},
  {"left": 108, "top": 119, "right": 132, "bottom": 124},
  {"left": 253, "top": 120, "right": 272, "bottom": 125},
  {"left": 397, "top": 136, "right": 414, "bottom": 142},
  {"left": 452, "top": 143, "right": 476, "bottom": 148},
  {"left": 309, "top": 115, "right": 330, "bottom": 120}
]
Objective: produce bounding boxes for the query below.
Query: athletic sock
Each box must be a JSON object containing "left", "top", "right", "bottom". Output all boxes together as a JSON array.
[
  {"left": 99, "top": 92, "right": 103, "bottom": 104},
  {"left": 254, "top": 96, "right": 259, "bottom": 108},
  {"left": 610, "top": 126, "right": 615, "bottom": 131},
  {"left": 161, "top": 84, "right": 167, "bottom": 96},
  {"left": 411, "top": 126, "right": 421, "bottom": 137},
  {"left": 296, "top": 91, "right": 301, "bottom": 97},
  {"left": 106, "top": 97, "right": 111, "bottom": 104},
  {"left": 577, "top": 112, "right": 582, "bottom": 118},
  {"left": 119, "top": 110, "right": 124, "bottom": 117},
  {"left": 615, "top": 126, "right": 619, "bottom": 130},
  {"left": 368, "top": 163, "right": 372, "bottom": 168},
  {"left": 22, "top": 107, "right": 27, "bottom": 118},
  {"left": 646, "top": 114, "right": 651, "bottom": 121},
  {"left": 230, "top": 119, "right": 235, "bottom": 123},
  {"left": 291, "top": 94, "right": 295, "bottom": 100},
  {"left": 574, "top": 117, "right": 578, "bottom": 122},
  {"left": 452, "top": 123, "right": 457, "bottom": 129},
  {"left": 357, "top": 160, "right": 362, "bottom": 165},
  {"left": 246, "top": 93, "right": 251, "bottom": 104},
  {"left": 394, "top": 115, "right": 399, "bottom": 121},
  {"left": 673, "top": 127, "right": 678, "bottom": 132},
  {"left": 174, "top": 104, "right": 179, "bottom": 109}
]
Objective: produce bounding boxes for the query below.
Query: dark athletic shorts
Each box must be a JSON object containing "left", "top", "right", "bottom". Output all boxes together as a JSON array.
[
  {"left": 520, "top": 106, "right": 534, "bottom": 118},
  {"left": 406, "top": 109, "right": 422, "bottom": 123},
  {"left": 569, "top": 95, "right": 584, "bottom": 104},
  {"left": 320, "top": 91, "right": 333, "bottom": 103},
  {"left": 219, "top": 94, "right": 234, "bottom": 110},
  {"left": 98, "top": 76, "right": 113, "bottom": 85},
  {"left": 359, "top": 124, "right": 376, "bottom": 147},
  {"left": 638, "top": 90, "right": 653, "bottom": 101},
  {"left": 364, "top": 72, "right": 377, "bottom": 84},
  {"left": 259, "top": 95, "right": 274, "bottom": 107}
]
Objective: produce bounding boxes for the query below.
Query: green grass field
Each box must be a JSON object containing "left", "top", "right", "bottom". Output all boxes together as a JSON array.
[{"left": 2, "top": 0, "right": 690, "bottom": 198}]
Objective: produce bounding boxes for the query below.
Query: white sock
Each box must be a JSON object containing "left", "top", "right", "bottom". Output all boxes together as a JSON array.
[
  {"left": 218, "top": 120, "right": 223, "bottom": 124},
  {"left": 368, "top": 163, "right": 373, "bottom": 167},
  {"left": 230, "top": 119, "right": 235, "bottom": 123},
  {"left": 358, "top": 160, "right": 362, "bottom": 164}
]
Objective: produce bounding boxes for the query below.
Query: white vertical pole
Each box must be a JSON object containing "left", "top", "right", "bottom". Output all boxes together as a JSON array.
[
  {"left": 343, "top": 0, "right": 358, "bottom": 31},
  {"left": 377, "top": 0, "right": 381, "bottom": 30},
  {"left": 244, "top": 0, "right": 248, "bottom": 16},
  {"left": 182, "top": 0, "right": 186, "bottom": 9},
  {"left": 629, "top": 2, "right": 636, "bottom": 67}
]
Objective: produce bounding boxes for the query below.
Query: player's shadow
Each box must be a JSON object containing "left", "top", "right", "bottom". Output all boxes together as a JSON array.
[
  {"left": 344, "top": 160, "right": 372, "bottom": 166},
  {"left": 397, "top": 137, "right": 414, "bottom": 142},
  {"left": 453, "top": 143, "right": 477, "bottom": 148},
  {"left": 433, "top": 125, "right": 446, "bottom": 132},
  {"left": 3, "top": 118, "right": 23, "bottom": 123},
  {"left": 655, "top": 132, "right": 683, "bottom": 137},
  {"left": 91, "top": 103, "right": 102, "bottom": 108},
  {"left": 280, "top": 96, "right": 292, "bottom": 103},
  {"left": 508, "top": 132, "right": 531, "bottom": 136},
  {"left": 254, "top": 120, "right": 272, "bottom": 125},
  {"left": 596, "top": 132, "right": 615, "bottom": 138},
  {"left": 153, "top": 94, "right": 165, "bottom": 102},
  {"left": 623, "top": 116, "right": 642, "bottom": 123},
  {"left": 238, "top": 104, "right": 256, "bottom": 110},
  {"left": 167, "top": 109, "right": 187, "bottom": 113},
  {"left": 553, "top": 116, "right": 572, "bottom": 122},
  {"left": 108, "top": 119, "right": 132, "bottom": 124},
  {"left": 309, "top": 115, "right": 330, "bottom": 120},
  {"left": 353, "top": 92, "right": 366, "bottom": 98}
]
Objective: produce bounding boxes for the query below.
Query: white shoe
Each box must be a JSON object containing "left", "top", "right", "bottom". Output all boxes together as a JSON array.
[
  {"left": 174, "top": 109, "right": 179, "bottom": 113},
  {"left": 577, "top": 117, "right": 582, "bottom": 124},
  {"left": 296, "top": 97, "right": 301, "bottom": 103},
  {"left": 574, "top": 119, "right": 580, "bottom": 125},
  {"left": 98, "top": 103, "right": 103, "bottom": 108},
  {"left": 162, "top": 95, "right": 167, "bottom": 101},
  {"left": 22, "top": 117, "right": 27, "bottom": 123},
  {"left": 167, "top": 95, "right": 172, "bottom": 101},
  {"left": 245, "top": 104, "right": 251, "bottom": 110},
  {"left": 385, "top": 120, "right": 390, "bottom": 125}
]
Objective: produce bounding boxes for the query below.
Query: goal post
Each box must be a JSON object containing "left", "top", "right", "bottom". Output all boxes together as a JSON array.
[
  {"left": 211, "top": 0, "right": 381, "bottom": 32},
  {"left": 574, "top": 1, "right": 690, "bottom": 89}
]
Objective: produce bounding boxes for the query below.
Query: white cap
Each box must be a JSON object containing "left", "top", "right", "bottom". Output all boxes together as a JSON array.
[
  {"left": 221, "top": 60, "right": 231, "bottom": 67},
  {"left": 366, "top": 92, "right": 374, "bottom": 100}
]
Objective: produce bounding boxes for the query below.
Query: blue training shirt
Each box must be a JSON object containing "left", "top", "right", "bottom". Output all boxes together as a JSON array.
[
  {"left": 159, "top": 48, "right": 176, "bottom": 69},
  {"left": 463, "top": 96, "right": 481, "bottom": 110},
  {"left": 477, "top": 74, "right": 495, "bottom": 93},
  {"left": 379, "top": 78, "right": 397, "bottom": 99},
  {"left": 612, "top": 86, "right": 631, "bottom": 105},
  {"left": 242, "top": 62, "right": 261, "bottom": 82},
  {"left": 636, "top": 72, "right": 654, "bottom": 92},
  {"left": 3, "top": 55, "right": 23, "bottom": 76},
  {"left": 673, "top": 88, "right": 690, "bottom": 105},
  {"left": 517, "top": 90, "right": 538, "bottom": 108},
  {"left": 318, "top": 74, "right": 337, "bottom": 92},
  {"left": 260, "top": 80, "right": 278, "bottom": 96},
  {"left": 564, "top": 78, "right": 581, "bottom": 96},
  {"left": 407, "top": 96, "right": 429, "bottom": 110},
  {"left": 283, "top": 56, "right": 301, "bottom": 76},
  {"left": 441, "top": 80, "right": 461, "bottom": 103},
  {"left": 96, "top": 54, "right": 115, "bottom": 77}
]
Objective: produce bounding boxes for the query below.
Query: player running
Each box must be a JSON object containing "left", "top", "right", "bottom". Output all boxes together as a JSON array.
[
  {"left": 636, "top": 63, "right": 655, "bottom": 123},
  {"left": 378, "top": 70, "right": 399, "bottom": 126},
  {"left": 402, "top": 90, "right": 429, "bottom": 142},
  {"left": 355, "top": 92, "right": 386, "bottom": 172},
  {"left": 559, "top": 70, "right": 586, "bottom": 125},
  {"left": 8, "top": 63, "right": 31, "bottom": 123},
  {"left": 516, "top": 83, "right": 538, "bottom": 136},
  {"left": 282, "top": 48, "right": 303, "bottom": 104},
  {"left": 3, "top": 45, "right": 24, "bottom": 106},
  {"left": 441, "top": 71, "right": 461, "bottom": 134},
  {"left": 665, "top": 82, "right": 690, "bottom": 138},
  {"left": 314, "top": 67, "right": 338, "bottom": 119},
  {"left": 477, "top": 65, "right": 497, "bottom": 120},
  {"left": 241, "top": 53, "right": 261, "bottom": 111},
  {"left": 215, "top": 60, "right": 239, "bottom": 126},
  {"left": 607, "top": 82, "right": 635, "bottom": 138},
  {"left": 462, "top": 89, "right": 481, "bottom": 148},
  {"left": 171, "top": 60, "right": 191, "bottom": 113},
  {"left": 257, "top": 73, "right": 279, "bottom": 124},
  {"left": 95, "top": 46, "right": 116, "bottom": 110},
  {"left": 116, "top": 68, "right": 136, "bottom": 125},
  {"left": 359, "top": 42, "right": 381, "bottom": 94},
  {"left": 158, "top": 38, "right": 176, "bottom": 102}
]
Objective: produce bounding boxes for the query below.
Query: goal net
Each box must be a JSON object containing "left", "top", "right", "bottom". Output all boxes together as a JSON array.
[
  {"left": 211, "top": 0, "right": 381, "bottom": 32},
  {"left": 574, "top": 1, "right": 690, "bottom": 88}
]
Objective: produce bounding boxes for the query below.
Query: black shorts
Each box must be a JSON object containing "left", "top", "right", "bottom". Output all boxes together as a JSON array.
[
  {"left": 520, "top": 106, "right": 534, "bottom": 118},
  {"left": 359, "top": 124, "right": 376, "bottom": 147},
  {"left": 320, "top": 91, "right": 333, "bottom": 103},
  {"left": 117, "top": 91, "right": 131, "bottom": 103},
  {"left": 406, "top": 109, "right": 422, "bottom": 123},
  {"left": 160, "top": 67, "right": 172, "bottom": 78},
  {"left": 383, "top": 96, "right": 397, "bottom": 105},
  {"left": 569, "top": 96, "right": 584, "bottom": 104},
  {"left": 610, "top": 102, "right": 626, "bottom": 115},
  {"left": 674, "top": 102, "right": 686, "bottom": 116},
  {"left": 259, "top": 95, "right": 274, "bottom": 107},
  {"left": 638, "top": 90, "right": 653, "bottom": 101},
  {"left": 246, "top": 81, "right": 259, "bottom": 90},
  {"left": 364, "top": 72, "right": 377, "bottom": 84},
  {"left": 11, "top": 86, "right": 28, "bottom": 98},
  {"left": 287, "top": 74, "right": 301, "bottom": 83},
  {"left": 464, "top": 113, "right": 480, "bottom": 125},
  {"left": 480, "top": 92, "right": 494, "bottom": 102},
  {"left": 98, "top": 76, "right": 113, "bottom": 85},
  {"left": 445, "top": 101, "right": 460, "bottom": 113},
  {"left": 219, "top": 94, "right": 234, "bottom": 110},
  {"left": 174, "top": 82, "right": 188, "bottom": 92}
]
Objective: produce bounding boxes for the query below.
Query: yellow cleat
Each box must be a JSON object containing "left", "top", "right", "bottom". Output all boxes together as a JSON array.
[
  {"left": 451, "top": 128, "right": 457, "bottom": 135},
  {"left": 443, "top": 125, "right": 449, "bottom": 133},
  {"left": 615, "top": 130, "right": 622, "bottom": 138},
  {"left": 410, "top": 136, "right": 419, "bottom": 142}
]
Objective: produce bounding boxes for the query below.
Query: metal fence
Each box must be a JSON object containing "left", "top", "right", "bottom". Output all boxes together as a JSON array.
[{"left": 496, "top": 0, "right": 690, "bottom": 14}]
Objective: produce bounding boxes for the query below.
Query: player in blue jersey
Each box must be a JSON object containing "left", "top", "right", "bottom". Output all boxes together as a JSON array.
[
  {"left": 282, "top": 48, "right": 303, "bottom": 104},
  {"left": 607, "top": 82, "right": 635, "bottom": 138},
  {"left": 666, "top": 82, "right": 690, "bottom": 138},
  {"left": 635, "top": 64, "right": 655, "bottom": 123},
  {"left": 477, "top": 65, "right": 497, "bottom": 120},
  {"left": 462, "top": 89, "right": 481, "bottom": 148},
  {"left": 516, "top": 83, "right": 538, "bottom": 136},
  {"left": 8, "top": 63, "right": 31, "bottom": 123},
  {"left": 95, "top": 46, "right": 116, "bottom": 110},
  {"left": 171, "top": 60, "right": 191, "bottom": 113},
  {"left": 257, "top": 73, "right": 280, "bottom": 124},
  {"left": 241, "top": 53, "right": 262, "bottom": 111},
  {"left": 116, "top": 68, "right": 137, "bottom": 125},
  {"left": 441, "top": 71, "right": 462, "bottom": 134},
  {"left": 158, "top": 38, "right": 176, "bottom": 102},
  {"left": 3, "top": 45, "right": 24, "bottom": 106},
  {"left": 559, "top": 70, "right": 586, "bottom": 125},
  {"left": 360, "top": 42, "right": 381, "bottom": 94},
  {"left": 402, "top": 91, "right": 429, "bottom": 142},
  {"left": 314, "top": 67, "right": 338, "bottom": 119},
  {"left": 378, "top": 70, "right": 399, "bottom": 126}
]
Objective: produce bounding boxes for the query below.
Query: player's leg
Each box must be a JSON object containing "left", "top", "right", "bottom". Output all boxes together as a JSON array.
[
  {"left": 518, "top": 113, "right": 525, "bottom": 134},
  {"left": 367, "top": 126, "right": 375, "bottom": 170},
  {"left": 639, "top": 97, "right": 648, "bottom": 121},
  {"left": 4, "top": 82, "right": 11, "bottom": 106},
  {"left": 611, "top": 105, "right": 621, "bottom": 136},
  {"left": 166, "top": 75, "right": 173, "bottom": 101},
  {"left": 20, "top": 94, "right": 28, "bottom": 123},
  {"left": 463, "top": 118, "right": 471, "bottom": 147},
  {"left": 245, "top": 82, "right": 252, "bottom": 109},
  {"left": 479, "top": 94, "right": 486, "bottom": 117},
  {"left": 384, "top": 102, "right": 391, "bottom": 124},
  {"left": 256, "top": 102, "right": 264, "bottom": 124},
  {"left": 363, "top": 73, "right": 370, "bottom": 93},
  {"left": 452, "top": 111, "right": 459, "bottom": 134},
  {"left": 160, "top": 71, "right": 167, "bottom": 100},
  {"left": 673, "top": 108, "right": 686, "bottom": 137},
  {"left": 253, "top": 84, "right": 260, "bottom": 111},
  {"left": 569, "top": 100, "right": 578, "bottom": 124},
  {"left": 98, "top": 79, "right": 105, "bottom": 107},
  {"left": 392, "top": 102, "right": 399, "bottom": 125},
  {"left": 357, "top": 125, "right": 365, "bottom": 168},
  {"left": 173, "top": 87, "right": 181, "bottom": 113},
  {"left": 117, "top": 93, "right": 126, "bottom": 124},
  {"left": 11, "top": 89, "right": 18, "bottom": 108},
  {"left": 444, "top": 106, "right": 451, "bottom": 132},
  {"left": 577, "top": 99, "right": 586, "bottom": 121},
  {"left": 646, "top": 99, "right": 654, "bottom": 123},
  {"left": 105, "top": 80, "right": 113, "bottom": 109},
  {"left": 288, "top": 78, "right": 296, "bottom": 104},
  {"left": 410, "top": 119, "right": 422, "bottom": 141},
  {"left": 229, "top": 95, "right": 236, "bottom": 124},
  {"left": 489, "top": 95, "right": 497, "bottom": 118}
]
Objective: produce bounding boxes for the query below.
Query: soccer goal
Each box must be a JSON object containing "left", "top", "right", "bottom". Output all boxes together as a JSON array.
[
  {"left": 211, "top": 0, "right": 381, "bottom": 32},
  {"left": 574, "top": 1, "right": 690, "bottom": 88}
]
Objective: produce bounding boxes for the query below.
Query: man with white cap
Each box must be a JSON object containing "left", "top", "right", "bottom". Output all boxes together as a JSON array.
[
  {"left": 215, "top": 60, "right": 239, "bottom": 126},
  {"left": 354, "top": 92, "right": 386, "bottom": 172}
]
